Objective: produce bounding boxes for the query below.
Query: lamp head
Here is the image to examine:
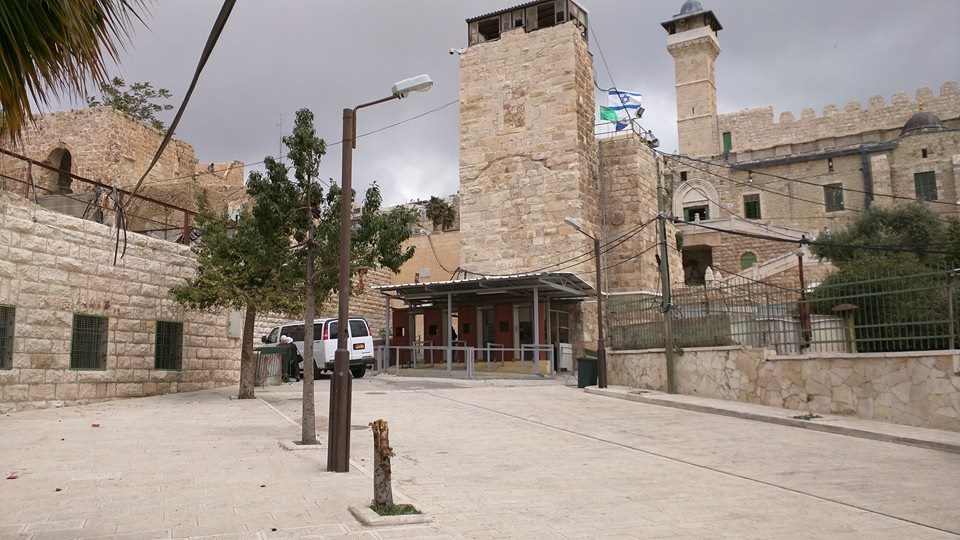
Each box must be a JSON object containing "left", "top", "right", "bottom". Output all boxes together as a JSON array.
[
  {"left": 563, "top": 216, "right": 583, "bottom": 231},
  {"left": 392, "top": 74, "right": 434, "bottom": 99}
]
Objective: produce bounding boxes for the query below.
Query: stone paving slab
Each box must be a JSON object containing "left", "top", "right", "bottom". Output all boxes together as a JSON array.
[
  {"left": 585, "top": 385, "right": 960, "bottom": 453},
  {"left": 3, "top": 377, "right": 960, "bottom": 538},
  {"left": 256, "top": 375, "right": 960, "bottom": 538}
]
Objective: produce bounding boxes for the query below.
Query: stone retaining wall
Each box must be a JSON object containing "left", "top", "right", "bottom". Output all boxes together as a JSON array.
[
  {"left": 0, "top": 192, "right": 241, "bottom": 412},
  {"left": 607, "top": 346, "right": 960, "bottom": 431}
]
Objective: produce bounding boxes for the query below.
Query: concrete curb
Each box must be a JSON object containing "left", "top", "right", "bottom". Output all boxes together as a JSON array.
[
  {"left": 585, "top": 387, "right": 960, "bottom": 454},
  {"left": 348, "top": 504, "right": 432, "bottom": 527}
]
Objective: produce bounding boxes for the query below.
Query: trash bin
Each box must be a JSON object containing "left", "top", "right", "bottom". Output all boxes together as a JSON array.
[{"left": 577, "top": 357, "right": 598, "bottom": 388}]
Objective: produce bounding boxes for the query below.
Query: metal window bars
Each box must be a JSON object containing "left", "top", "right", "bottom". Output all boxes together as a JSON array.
[
  {"left": 0, "top": 305, "right": 13, "bottom": 369},
  {"left": 70, "top": 314, "right": 108, "bottom": 370},
  {"left": 154, "top": 321, "right": 183, "bottom": 370}
]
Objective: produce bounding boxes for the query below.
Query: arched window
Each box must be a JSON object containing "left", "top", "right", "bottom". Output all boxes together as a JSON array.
[
  {"left": 740, "top": 252, "right": 758, "bottom": 270},
  {"left": 46, "top": 148, "right": 73, "bottom": 194}
]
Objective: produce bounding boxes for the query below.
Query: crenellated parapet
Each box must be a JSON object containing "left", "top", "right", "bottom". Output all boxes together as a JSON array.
[{"left": 718, "top": 82, "right": 960, "bottom": 154}]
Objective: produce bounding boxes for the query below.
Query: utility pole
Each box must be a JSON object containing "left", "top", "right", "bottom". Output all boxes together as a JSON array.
[{"left": 657, "top": 159, "right": 677, "bottom": 394}]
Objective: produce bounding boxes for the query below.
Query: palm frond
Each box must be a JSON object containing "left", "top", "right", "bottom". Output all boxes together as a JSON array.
[{"left": 0, "top": 0, "right": 147, "bottom": 139}]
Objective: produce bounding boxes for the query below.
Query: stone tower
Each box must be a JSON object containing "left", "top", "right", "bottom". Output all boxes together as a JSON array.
[
  {"left": 662, "top": 0, "right": 723, "bottom": 158},
  {"left": 457, "top": 0, "right": 599, "bottom": 281}
]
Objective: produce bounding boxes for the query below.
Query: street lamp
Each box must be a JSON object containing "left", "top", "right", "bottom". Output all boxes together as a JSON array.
[
  {"left": 564, "top": 217, "right": 607, "bottom": 388},
  {"left": 328, "top": 74, "right": 433, "bottom": 473}
]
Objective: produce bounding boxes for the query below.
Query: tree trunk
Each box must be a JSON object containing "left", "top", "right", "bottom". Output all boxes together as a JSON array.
[
  {"left": 370, "top": 419, "right": 394, "bottom": 508},
  {"left": 301, "top": 193, "right": 317, "bottom": 445},
  {"left": 238, "top": 306, "right": 257, "bottom": 399}
]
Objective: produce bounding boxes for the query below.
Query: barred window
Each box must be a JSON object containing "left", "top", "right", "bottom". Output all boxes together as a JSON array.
[
  {"left": 154, "top": 321, "right": 183, "bottom": 370},
  {"left": 824, "top": 184, "right": 844, "bottom": 212},
  {"left": 0, "top": 306, "right": 14, "bottom": 369},
  {"left": 743, "top": 194, "right": 761, "bottom": 219},
  {"left": 70, "top": 314, "right": 108, "bottom": 370},
  {"left": 914, "top": 171, "right": 937, "bottom": 201}
]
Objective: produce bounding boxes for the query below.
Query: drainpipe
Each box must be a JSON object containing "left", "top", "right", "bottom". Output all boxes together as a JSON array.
[{"left": 859, "top": 148, "right": 873, "bottom": 209}]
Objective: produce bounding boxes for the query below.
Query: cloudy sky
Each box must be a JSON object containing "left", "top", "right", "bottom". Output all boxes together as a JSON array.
[{"left": 51, "top": 0, "right": 960, "bottom": 206}]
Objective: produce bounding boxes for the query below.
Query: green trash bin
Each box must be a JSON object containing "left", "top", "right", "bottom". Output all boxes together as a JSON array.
[{"left": 577, "top": 357, "right": 598, "bottom": 388}]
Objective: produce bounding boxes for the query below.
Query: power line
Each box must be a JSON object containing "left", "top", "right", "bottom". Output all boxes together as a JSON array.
[
  {"left": 119, "top": 0, "right": 237, "bottom": 263},
  {"left": 676, "top": 217, "right": 957, "bottom": 255},
  {"left": 658, "top": 150, "right": 865, "bottom": 214}
]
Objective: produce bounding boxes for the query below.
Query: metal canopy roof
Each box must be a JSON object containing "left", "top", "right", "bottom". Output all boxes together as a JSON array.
[
  {"left": 466, "top": 0, "right": 589, "bottom": 23},
  {"left": 375, "top": 272, "right": 594, "bottom": 305}
]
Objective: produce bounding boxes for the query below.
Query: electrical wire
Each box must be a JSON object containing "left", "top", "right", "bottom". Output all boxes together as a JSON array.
[
  {"left": 676, "top": 217, "right": 957, "bottom": 255},
  {"left": 658, "top": 150, "right": 866, "bottom": 214}
]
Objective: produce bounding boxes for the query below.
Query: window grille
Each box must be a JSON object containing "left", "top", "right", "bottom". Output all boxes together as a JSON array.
[
  {"left": 70, "top": 314, "right": 108, "bottom": 370},
  {"left": 743, "top": 194, "right": 761, "bottom": 219},
  {"left": 0, "top": 306, "right": 13, "bottom": 369},
  {"left": 914, "top": 171, "right": 937, "bottom": 201},
  {"left": 154, "top": 321, "right": 183, "bottom": 370},
  {"left": 824, "top": 183, "right": 844, "bottom": 212}
]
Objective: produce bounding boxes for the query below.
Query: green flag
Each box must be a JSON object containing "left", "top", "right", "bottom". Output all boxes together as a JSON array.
[{"left": 599, "top": 105, "right": 618, "bottom": 122}]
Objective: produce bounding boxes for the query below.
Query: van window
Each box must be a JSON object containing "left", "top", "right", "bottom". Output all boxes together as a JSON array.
[
  {"left": 349, "top": 320, "right": 369, "bottom": 337},
  {"left": 326, "top": 321, "right": 339, "bottom": 340},
  {"left": 314, "top": 322, "right": 323, "bottom": 337},
  {"left": 283, "top": 324, "right": 305, "bottom": 342},
  {"left": 266, "top": 327, "right": 279, "bottom": 344}
]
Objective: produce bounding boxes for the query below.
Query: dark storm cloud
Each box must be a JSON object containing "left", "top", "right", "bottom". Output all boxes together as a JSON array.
[{"left": 52, "top": 0, "right": 960, "bottom": 205}]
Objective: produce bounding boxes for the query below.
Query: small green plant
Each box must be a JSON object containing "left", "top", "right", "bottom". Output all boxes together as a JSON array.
[
  {"left": 792, "top": 412, "right": 822, "bottom": 421},
  {"left": 370, "top": 503, "right": 421, "bottom": 516}
]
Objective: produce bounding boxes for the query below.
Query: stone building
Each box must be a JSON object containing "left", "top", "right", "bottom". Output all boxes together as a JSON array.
[
  {"left": 663, "top": 0, "right": 960, "bottom": 285},
  {"left": 0, "top": 106, "right": 246, "bottom": 236},
  {"left": 0, "top": 107, "right": 252, "bottom": 411},
  {"left": 384, "top": 0, "right": 678, "bottom": 361}
]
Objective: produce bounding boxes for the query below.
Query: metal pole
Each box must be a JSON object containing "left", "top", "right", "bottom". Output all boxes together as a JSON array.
[
  {"left": 594, "top": 236, "right": 608, "bottom": 388},
  {"left": 798, "top": 251, "right": 812, "bottom": 349},
  {"left": 657, "top": 162, "right": 677, "bottom": 394},
  {"left": 446, "top": 293, "right": 452, "bottom": 372},
  {"left": 328, "top": 107, "right": 355, "bottom": 473},
  {"left": 948, "top": 273, "right": 956, "bottom": 350},
  {"left": 533, "top": 286, "right": 540, "bottom": 376},
  {"left": 383, "top": 295, "right": 391, "bottom": 373}
]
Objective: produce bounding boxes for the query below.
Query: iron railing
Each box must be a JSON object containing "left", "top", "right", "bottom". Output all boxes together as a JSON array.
[
  {"left": 373, "top": 344, "right": 555, "bottom": 379},
  {"left": 608, "top": 267, "right": 959, "bottom": 355}
]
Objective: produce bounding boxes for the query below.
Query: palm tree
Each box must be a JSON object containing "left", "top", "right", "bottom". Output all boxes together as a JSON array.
[
  {"left": 0, "top": 0, "right": 147, "bottom": 139},
  {"left": 424, "top": 196, "right": 455, "bottom": 232}
]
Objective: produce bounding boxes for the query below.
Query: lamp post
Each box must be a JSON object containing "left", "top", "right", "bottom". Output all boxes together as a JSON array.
[
  {"left": 563, "top": 217, "right": 607, "bottom": 388},
  {"left": 328, "top": 74, "right": 433, "bottom": 473}
]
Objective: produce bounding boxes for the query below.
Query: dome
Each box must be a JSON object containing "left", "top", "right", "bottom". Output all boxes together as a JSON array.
[
  {"left": 901, "top": 112, "right": 945, "bottom": 135},
  {"left": 680, "top": 0, "right": 704, "bottom": 15}
]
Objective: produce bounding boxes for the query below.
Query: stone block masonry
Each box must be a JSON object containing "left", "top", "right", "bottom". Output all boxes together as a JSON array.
[
  {"left": 458, "top": 23, "right": 599, "bottom": 282},
  {"left": 719, "top": 82, "right": 960, "bottom": 155},
  {"left": 608, "top": 346, "right": 960, "bottom": 432},
  {"left": 0, "top": 192, "right": 241, "bottom": 412}
]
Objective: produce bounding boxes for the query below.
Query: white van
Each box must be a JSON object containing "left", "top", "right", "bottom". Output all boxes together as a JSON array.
[{"left": 261, "top": 317, "right": 375, "bottom": 379}]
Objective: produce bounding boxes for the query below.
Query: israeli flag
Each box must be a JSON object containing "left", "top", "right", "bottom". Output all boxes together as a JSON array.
[{"left": 604, "top": 89, "right": 642, "bottom": 131}]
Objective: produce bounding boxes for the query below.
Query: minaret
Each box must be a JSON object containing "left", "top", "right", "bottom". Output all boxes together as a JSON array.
[{"left": 662, "top": 0, "right": 723, "bottom": 158}]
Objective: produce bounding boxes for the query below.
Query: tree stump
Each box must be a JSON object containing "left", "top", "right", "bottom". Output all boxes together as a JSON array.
[{"left": 370, "top": 419, "right": 395, "bottom": 508}]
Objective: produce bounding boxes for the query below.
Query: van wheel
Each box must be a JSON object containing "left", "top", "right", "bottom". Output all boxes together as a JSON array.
[
  {"left": 314, "top": 364, "right": 322, "bottom": 380},
  {"left": 350, "top": 366, "right": 366, "bottom": 379}
]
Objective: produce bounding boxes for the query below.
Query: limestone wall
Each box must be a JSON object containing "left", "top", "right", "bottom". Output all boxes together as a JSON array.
[
  {"left": 0, "top": 192, "right": 241, "bottom": 413},
  {"left": 608, "top": 346, "right": 960, "bottom": 431},
  {"left": 392, "top": 230, "right": 461, "bottom": 285},
  {"left": 597, "top": 135, "right": 680, "bottom": 292},
  {"left": 719, "top": 82, "right": 960, "bottom": 155},
  {"left": 458, "top": 22, "right": 599, "bottom": 282}
]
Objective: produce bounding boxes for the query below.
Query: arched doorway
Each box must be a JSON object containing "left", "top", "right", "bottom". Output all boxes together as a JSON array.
[{"left": 46, "top": 148, "right": 73, "bottom": 194}]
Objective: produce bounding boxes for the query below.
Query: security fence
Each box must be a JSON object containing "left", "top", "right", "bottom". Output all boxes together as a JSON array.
[{"left": 608, "top": 267, "right": 958, "bottom": 355}]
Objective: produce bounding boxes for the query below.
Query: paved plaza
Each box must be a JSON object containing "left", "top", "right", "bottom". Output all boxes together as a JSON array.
[{"left": 1, "top": 375, "right": 959, "bottom": 539}]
